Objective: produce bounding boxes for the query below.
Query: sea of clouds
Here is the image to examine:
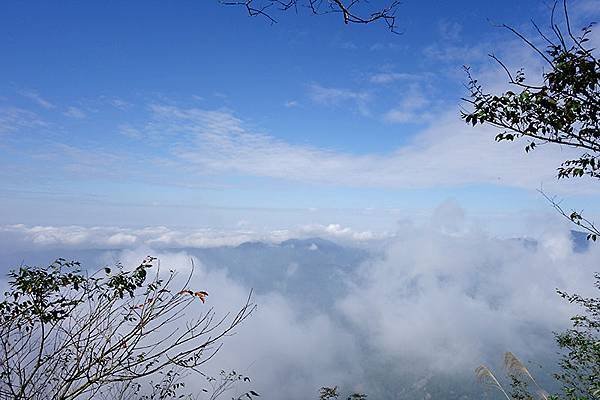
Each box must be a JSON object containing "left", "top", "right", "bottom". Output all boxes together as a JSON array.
[{"left": 0, "top": 204, "right": 598, "bottom": 399}]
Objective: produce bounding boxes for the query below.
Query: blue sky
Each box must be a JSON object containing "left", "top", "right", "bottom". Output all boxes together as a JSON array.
[{"left": 1, "top": 0, "right": 600, "bottom": 236}]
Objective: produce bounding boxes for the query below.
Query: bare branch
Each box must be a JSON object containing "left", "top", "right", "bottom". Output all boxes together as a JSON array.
[
  {"left": 220, "top": 0, "right": 402, "bottom": 32},
  {"left": 0, "top": 257, "right": 256, "bottom": 400}
]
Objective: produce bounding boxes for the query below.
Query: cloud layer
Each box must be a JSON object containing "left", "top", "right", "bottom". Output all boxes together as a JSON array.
[
  {"left": 136, "top": 103, "right": 591, "bottom": 193},
  {"left": 0, "top": 223, "right": 383, "bottom": 252},
  {"left": 105, "top": 222, "right": 600, "bottom": 398},
  {"left": 1, "top": 207, "right": 598, "bottom": 399}
]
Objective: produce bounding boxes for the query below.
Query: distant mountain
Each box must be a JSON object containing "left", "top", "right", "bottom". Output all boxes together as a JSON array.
[
  {"left": 185, "top": 237, "right": 369, "bottom": 308},
  {"left": 509, "top": 230, "right": 592, "bottom": 253},
  {"left": 3, "top": 231, "right": 592, "bottom": 285},
  {"left": 280, "top": 237, "right": 346, "bottom": 251}
]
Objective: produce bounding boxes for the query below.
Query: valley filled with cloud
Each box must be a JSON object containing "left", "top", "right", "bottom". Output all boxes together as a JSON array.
[{"left": 1, "top": 204, "right": 597, "bottom": 399}]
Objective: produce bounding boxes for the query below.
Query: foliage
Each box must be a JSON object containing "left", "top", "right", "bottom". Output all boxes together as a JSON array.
[
  {"left": 553, "top": 274, "right": 600, "bottom": 400},
  {"left": 319, "top": 386, "right": 367, "bottom": 400},
  {"left": 508, "top": 374, "right": 535, "bottom": 400},
  {"left": 204, "top": 369, "right": 260, "bottom": 400},
  {"left": 462, "top": 1, "right": 600, "bottom": 240},
  {"left": 0, "top": 257, "right": 255, "bottom": 400},
  {"left": 462, "top": 0, "right": 600, "bottom": 234},
  {"left": 463, "top": 2, "right": 600, "bottom": 182}
]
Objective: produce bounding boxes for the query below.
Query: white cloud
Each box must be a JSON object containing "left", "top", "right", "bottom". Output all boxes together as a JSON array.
[
  {"left": 139, "top": 103, "right": 594, "bottom": 194},
  {"left": 5, "top": 32, "right": 590, "bottom": 198},
  {"left": 0, "top": 107, "right": 46, "bottom": 134},
  {"left": 47, "top": 247, "right": 360, "bottom": 400},
  {"left": 369, "top": 42, "right": 404, "bottom": 51},
  {"left": 0, "top": 224, "right": 247, "bottom": 250},
  {"left": 108, "top": 98, "right": 131, "bottom": 110},
  {"left": 50, "top": 143, "right": 129, "bottom": 179},
  {"left": 63, "top": 106, "right": 86, "bottom": 119},
  {"left": 423, "top": 43, "right": 486, "bottom": 63},
  {"left": 369, "top": 43, "right": 385, "bottom": 51},
  {"left": 438, "top": 20, "right": 463, "bottom": 41},
  {"left": 118, "top": 124, "right": 142, "bottom": 138},
  {"left": 1, "top": 210, "right": 598, "bottom": 398},
  {"left": 308, "top": 83, "right": 371, "bottom": 115},
  {"left": 337, "top": 214, "right": 598, "bottom": 372},
  {"left": 383, "top": 85, "right": 431, "bottom": 123},
  {"left": 369, "top": 72, "right": 421, "bottom": 84},
  {"left": 18, "top": 89, "right": 55, "bottom": 109},
  {"left": 309, "top": 84, "right": 369, "bottom": 105},
  {"left": 0, "top": 223, "right": 384, "bottom": 251},
  {"left": 338, "top": 41, "right": 358, "bottom": 50},
  {"left": 116, "top": 33, "right": 596, "bottom": 195},
  {"left": 299, "top": 223, "right": 380, "bottom": 242},
  {"left": 562, "top": 0, "right": 600, "bottom": 22}
]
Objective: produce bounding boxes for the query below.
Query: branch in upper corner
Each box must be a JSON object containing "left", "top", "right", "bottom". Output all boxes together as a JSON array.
[{"left": 219, "top": 0, "right": 402, "bottom": 33}]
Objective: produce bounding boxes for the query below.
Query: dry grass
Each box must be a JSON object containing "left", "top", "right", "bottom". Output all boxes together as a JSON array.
[
  {"left": 475, "top": 365, "right": 511, "bottom": 400},
  {"left": 504, "top": 352, "right": 548, "bottom": 400},
  {"left": 475, "top": 352, "right": 548, "bottom": 400}
]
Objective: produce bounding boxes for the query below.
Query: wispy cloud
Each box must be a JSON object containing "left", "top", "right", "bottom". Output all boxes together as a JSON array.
[
  {"left": 570, "top": 0, "right": 600, "bottom": 18},
  {"left": 438, "top": 20, "right": 463, "bottom": 41},
  {"left": 63, "top": 106, "right": 86, "bottom": 119},
  {"left": 4, "top": 95, "right": 594, "bottom": 196},
  {"left": 369, "top": 42, "right": 404, "bottom": 51},
  {"left": 118, "top": 124, "right": 142, "bottom": 138},
  {"left": 383, "top": 85, "right": 432, "bottom": 123},
  {"left": 0, "top": 107, "right": 46, "bottom": 134},
  {"left": 423, "top": 43, "right": 486, "bottom": 64},
  {"left": 308, "top": 83, "right": 371, "bottom": 115},
  {"left": 132, "top": 102, "right": 594, "bottom": 193},
  {"left": 42, "top": 143, "right": 132, "bottom": 180},
  {"left": 18, "top": 89, "right": 55, "bottom": 109},
  {"left": 369, "top": 72, "right": 421, "bottom": 84},
  {"left": 338, "top": 41, "right": 358, "bottom": 50},
  {"left": 109, "top": 98, "right": 131, "bottom": 110}
]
